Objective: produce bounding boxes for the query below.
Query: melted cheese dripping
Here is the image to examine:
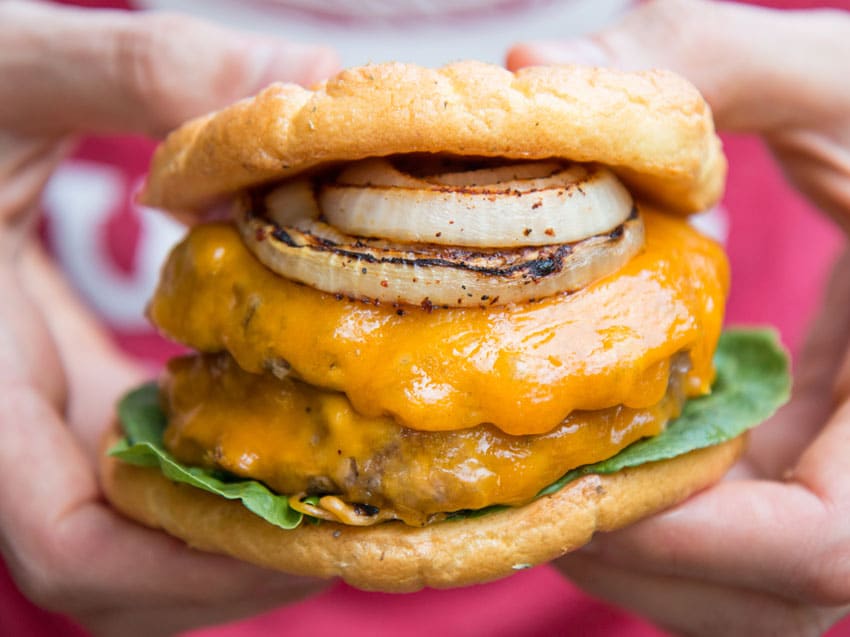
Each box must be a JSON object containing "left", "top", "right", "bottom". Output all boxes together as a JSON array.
[{"left": 149, "top": 208, "right": 728, "bottom": 436}]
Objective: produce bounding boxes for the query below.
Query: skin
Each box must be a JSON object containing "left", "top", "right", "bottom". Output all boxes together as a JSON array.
[
  {"left": 0, "top": 2, "right": 338, "bottom": 636},
  {"left": 508, "top": 1, "right": 850, "bottom": 635}
]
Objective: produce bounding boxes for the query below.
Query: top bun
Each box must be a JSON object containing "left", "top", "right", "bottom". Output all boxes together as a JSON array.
[{"left": 141, "top": 61, "right": 725, "bottom": 215}]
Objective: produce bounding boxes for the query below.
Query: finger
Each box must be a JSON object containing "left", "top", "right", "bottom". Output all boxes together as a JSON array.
[
  {"left": 0, "top": 382, "right": 323, "bottom": 621},
  {"left": 557, "top": 552, "right": 846, "bottom": 637},
  {"left": 506, "top": 0, "right": 850, "bottom": 134},
  {"left": 0, "top": 1, "right": 339, "bottom": 138},
  {"left": 82, "top": 578, "right": 323, "bottom": 637},
  {"left": 0, "top": 270, "right": 67, "bottom": 411},
  {"left": 794, "top": 396, "right": 850, "bottom": 508},
  {"left": 48, "top": 499, "right": 326, "bottom": 620},
  {"left": 836, "top": 355, "right": 850, "bottom": 408},
  {"left": 748, "top": 248, "right": 850, "bottom": 477},
  {"left": 0, "top": 133, "right": 72, "bottom": 240},
  {"left": 768, "top": 128, "right": 850, "bottom": 234},
  {"left": 583, "top": 425, "right": 850, "bottom": 605},
  {"left": 1, "top": 237, "right": 322, "bottom": 620},
  {"left": 571, "top": 478, "right": 850, "bottom": 606},
  {"left": 17, "top": 242, "right": 145, "bottom": 459}
]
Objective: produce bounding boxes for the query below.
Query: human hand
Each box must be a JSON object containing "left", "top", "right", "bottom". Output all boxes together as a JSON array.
[
  {"left": 0, "top": 2, "right": 338, "bottom": 635},
  {"left": 509, "top": 1, "right": 850, "bottom": 635}
]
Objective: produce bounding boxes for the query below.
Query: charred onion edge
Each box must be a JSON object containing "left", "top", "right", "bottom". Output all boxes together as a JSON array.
[
  {"left": 268, "top": 216, "right": 637, "bottom": 277},
  {"left": 237, "top": 202, "right": 643, "bottom": 308}
]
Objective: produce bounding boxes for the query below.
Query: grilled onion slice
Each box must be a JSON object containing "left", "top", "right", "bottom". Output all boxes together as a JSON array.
[
  {"left": 237, "top": 205, "right": 644, "bottom": 308},
  {"left": 312, "top": 158, "right": 634, "bottom": 247}
]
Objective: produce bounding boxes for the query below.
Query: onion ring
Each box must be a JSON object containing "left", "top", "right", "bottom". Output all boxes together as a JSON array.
[
  {"left": 308, "top": 158, "right": 634, "bottom": 247},
  {"left": 237, "top": 202, "right": 644, "bottom": 308}
]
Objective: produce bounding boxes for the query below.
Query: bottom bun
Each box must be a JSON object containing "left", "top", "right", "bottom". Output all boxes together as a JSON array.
[{"left": 100, "top": 426, "right": 744, "bottom": 592}]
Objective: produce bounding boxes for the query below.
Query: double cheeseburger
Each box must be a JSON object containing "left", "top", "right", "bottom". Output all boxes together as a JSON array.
[{"left": 102, "top": 62, "right": 788, "bottom": 591}]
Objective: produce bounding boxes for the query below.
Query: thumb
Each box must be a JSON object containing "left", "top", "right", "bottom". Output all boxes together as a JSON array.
[
  {"left": 0, "top": 1, "right": 340, "bottom": 138},
  {"left": 507, "top": 0, "right": 850, "bottom": 134}
]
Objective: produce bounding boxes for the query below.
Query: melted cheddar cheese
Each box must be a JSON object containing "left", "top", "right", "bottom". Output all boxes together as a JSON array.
[
  {"left": 149, "top": 208, "right": 728, "bottom": 435},
  {"left": 163, "top": 352, "right": 689, "bottom": 526}
]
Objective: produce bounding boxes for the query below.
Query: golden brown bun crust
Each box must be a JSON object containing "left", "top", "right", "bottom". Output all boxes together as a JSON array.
[
  {"left": 140, "top": 61, "right": 725, "bottom": 215},
  {"left": 101, "top": 426, "right": 744, "bottom": 592}
]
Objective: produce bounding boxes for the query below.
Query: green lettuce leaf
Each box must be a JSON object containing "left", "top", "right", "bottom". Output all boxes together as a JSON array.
[
  {"left": 538, "top": 328, "right": 790, "bottom": 496},
  {"left": 112, "top": 383, "right": 303, "bottom": 529},
  {"left": 110, "top": 328, "right": 790, "bottom": 528}
]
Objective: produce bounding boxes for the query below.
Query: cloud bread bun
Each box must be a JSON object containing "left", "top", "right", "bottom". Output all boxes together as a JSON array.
[
  {"left": 140, "top": 61, "right": 725, "bottom": 215},
  {"left": 101, "top": 426, "right": 743, "bottom": 592}
]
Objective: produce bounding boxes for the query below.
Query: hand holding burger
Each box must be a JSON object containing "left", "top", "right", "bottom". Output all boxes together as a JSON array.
[
  {"left": 0, "top": 3, "right": 337, "bottom": 636},
  {"left": 510, "top": 0, "right": 850, "bottom": 634}
]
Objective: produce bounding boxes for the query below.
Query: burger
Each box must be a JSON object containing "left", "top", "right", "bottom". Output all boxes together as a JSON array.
[{"left": 101, "top": 61, "right": 789, "bottom": 591}]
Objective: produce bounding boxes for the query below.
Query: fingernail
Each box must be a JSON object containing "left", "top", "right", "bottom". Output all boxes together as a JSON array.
[
  {"left": 524, "top": 39, "right": 610, "bottom": 67},
  {"left": 304, "top": 47, "right": 341, "bottom": 85}
]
